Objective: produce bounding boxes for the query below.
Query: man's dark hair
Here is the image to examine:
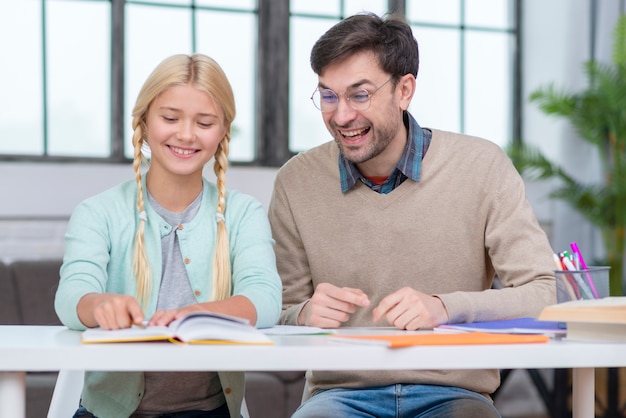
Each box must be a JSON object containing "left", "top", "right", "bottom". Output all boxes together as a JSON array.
[{"left": 310, "top": 12, "right": 419, "bottom": 79}]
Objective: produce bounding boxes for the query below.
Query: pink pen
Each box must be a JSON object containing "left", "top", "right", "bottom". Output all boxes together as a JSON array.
[{"left": 570, "top": 242, "right": 600, "bottom": 298}]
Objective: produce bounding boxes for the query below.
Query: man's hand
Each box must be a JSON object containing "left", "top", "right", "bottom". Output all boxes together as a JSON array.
[
  {"left": 298, "top": 282, "right": 370, "bottom": 328},
  {"left": 372, "top": 287, "right": 448, "bottom": 330}
]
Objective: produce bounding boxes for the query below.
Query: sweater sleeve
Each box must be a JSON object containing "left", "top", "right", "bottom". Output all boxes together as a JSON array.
[{"left": 437, "top": 146, "right": 556, "bottom": 324}]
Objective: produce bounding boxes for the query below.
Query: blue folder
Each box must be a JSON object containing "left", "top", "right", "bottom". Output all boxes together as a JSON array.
[{"left": 435, "top": 317, "right": 566, "bottom": 337}]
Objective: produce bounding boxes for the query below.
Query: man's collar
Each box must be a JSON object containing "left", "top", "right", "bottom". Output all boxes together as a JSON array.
[{"left": 338, "top": 111, "right": 425, "bottom": 193}]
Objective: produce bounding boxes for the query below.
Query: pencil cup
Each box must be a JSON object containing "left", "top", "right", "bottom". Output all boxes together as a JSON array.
[{"left": 555, "top": 266, "right": 610, "bottom": 303}]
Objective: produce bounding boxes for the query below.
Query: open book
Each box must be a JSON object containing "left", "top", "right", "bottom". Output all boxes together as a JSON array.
[
  {"left": 82, "top": 311, "right": 272, "bottom": 345},
  {"left": 538, "top": 297, "right": 626, "bottom": 342}
]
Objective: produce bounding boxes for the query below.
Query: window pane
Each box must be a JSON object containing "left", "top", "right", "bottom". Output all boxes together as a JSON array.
[
  {"left": 129, "top": 0, "right": 192, "bottom": 5},
  {"left": 289, "top": 17, "right": 339, "bottom": 153},
  {"left": 125, "top": 4, "right": 193, "bottom": 158},
  {"left": 465, "top": 31, "right": 512, "bottom": 146},
  {"left": 292, "top": 0, "right": 387, "bottom": 19},
  {"left": 465, "top": 0, "right": 514, "bottom": 29},
  {"left": 196, "top": 0, "right": 256, "bottom": 9},
  {"left": 47, "top": 0, "right": 110, "bottom": 157},
  {"left": 407, "top": 0, "right": 461, "bottom": 25},
  {"left": 0, "top": 1, "right": 43, "bottom": 155},
  {"left": 344, "top": 0, "right": 387, "bottom": 16},
  {"left": 196, "top": 11, "right": 256, "bottom": 161},
  {"left": 409, "top": 27, "right": 461, "bottom": 133},
  {"left": 291, "top": 0, "right": 340, "bottom": 16}
]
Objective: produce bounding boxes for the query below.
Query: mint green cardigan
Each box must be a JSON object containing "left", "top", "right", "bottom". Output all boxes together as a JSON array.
[{"left": 55, "top": 176, "right": 282, "bottom": 418}]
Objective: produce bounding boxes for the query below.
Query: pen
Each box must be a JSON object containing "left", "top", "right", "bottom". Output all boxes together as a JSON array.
[
  {"left": 556, "top": 253, "right": 581, "bottom": 299},
  {"left": 572, "top": 252, "right": 580, "bottom": 269},
  {"left": 552, "top": 253, "right": 564, "bottom": 270},
  {"left": 554, "top": 253, "right": 579, "bottom": 300},
  {"left": 560, "top": 250, "right": 572, "bottom": 262},
  {"left": 570, "top": 242, "right": 600, "bottom": 298},
  {"left": 560, "top": 254, "right": 593, "bottom": 299}
]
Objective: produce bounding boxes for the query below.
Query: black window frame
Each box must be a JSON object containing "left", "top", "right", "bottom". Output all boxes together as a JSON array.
[{"left": 0, "top": 0, "right": 521, "bottom": 167}]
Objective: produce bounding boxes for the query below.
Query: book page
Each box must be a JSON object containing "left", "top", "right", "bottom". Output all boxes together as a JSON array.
[
  {"left": 261, "top": 325, "right": 336, "bottom": 335},
  {"left": 539, "top": 296, "right": 626, "bottom": 324},
  {"left": 566, "top": 322, "right": 626, "bottom": 342},
  {"left": 174, "top": 315, "right": 270, "bottom": 344},
  {"left": 555, "top": 296, "right": 626, "bottom": 308},
  {"left": 82, "top": 324, "right": 173, "bottom": 343}
]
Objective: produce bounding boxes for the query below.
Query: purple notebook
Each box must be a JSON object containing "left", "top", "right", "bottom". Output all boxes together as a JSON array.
[{"left": 434, "top": 317, "right": 566, "bottom": 337}]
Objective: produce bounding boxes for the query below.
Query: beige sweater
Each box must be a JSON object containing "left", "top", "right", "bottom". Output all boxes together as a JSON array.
[{"left": 268, "top": 129, "right": 556, "bottom": 398}]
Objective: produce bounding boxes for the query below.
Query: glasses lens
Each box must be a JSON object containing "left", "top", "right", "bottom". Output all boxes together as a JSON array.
[
  {"left": 311, "top": 88, "right": 373, "bottom": 111},
  {"left": 313, "top": 89, "right": 338, "bottom": 112},
  {"left": 348, "top": 90, "right": 371, "bottom": 110}
]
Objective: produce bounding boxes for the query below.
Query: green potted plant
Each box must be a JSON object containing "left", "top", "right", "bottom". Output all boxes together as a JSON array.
[{"left": 508, "top": 14, "right": 626, "bottom": 297}]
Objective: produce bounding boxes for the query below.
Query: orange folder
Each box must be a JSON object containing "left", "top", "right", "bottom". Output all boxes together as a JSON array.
[{"left": 332, "top": 332, "right": 549, "bottom": 348}]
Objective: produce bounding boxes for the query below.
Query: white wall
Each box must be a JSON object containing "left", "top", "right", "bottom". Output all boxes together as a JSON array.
[
  {"left": 0, "top": 163, "right": 277, "bottom": 262},
  {"left": 0, "top": 162, "right": 277, "bottom": 217},
  {"left": 0, "top": 0, "right": 619, "bottom": 264},
  {"left": 522, "top": 0, "right": 620, "bottom": 263}
]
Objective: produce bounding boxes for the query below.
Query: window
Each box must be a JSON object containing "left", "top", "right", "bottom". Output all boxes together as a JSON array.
[
  {"left": 124, "top": 0, "right": 257, "bottom": 161},
  {"left": 290, "top": 0, "right": 517, "bottom": 153},
  {"left": 0, "top": 0, "right": 518, "bottom": 164},
  {"left": 289, "top": 0, "right": 389, "bottom": 152},
  {"left": 0, "top": 0, "right": 256, "bottom": 162},
  {"left": 0, "top": 0, "right": 110, "bottom": 158},
  {"left": 407, "top": 0, "right": 516, "bottom": 148}
]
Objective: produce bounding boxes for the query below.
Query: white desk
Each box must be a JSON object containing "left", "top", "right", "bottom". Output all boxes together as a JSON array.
[{"left": 1, "top": 326, "right": 625, "bottom": 418}]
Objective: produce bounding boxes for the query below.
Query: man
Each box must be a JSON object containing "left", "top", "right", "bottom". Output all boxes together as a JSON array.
[{"left": 268, "top": 12, "right": 556, "bottom": 418}]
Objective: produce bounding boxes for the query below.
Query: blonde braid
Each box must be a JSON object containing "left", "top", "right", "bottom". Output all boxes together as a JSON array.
[
  {"left": 128, "top": 53, "right": 236, "bottom": 305},
  {"left": 131, "top": 127, "right": 151, "bottom": 309},
  {"left": 211, "top": 134, "right": 232, "bottom": 301}
]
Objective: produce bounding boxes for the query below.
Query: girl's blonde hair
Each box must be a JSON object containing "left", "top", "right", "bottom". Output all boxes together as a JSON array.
[{"left": 130, "top": 53, "right": 236, "bottom": 307}]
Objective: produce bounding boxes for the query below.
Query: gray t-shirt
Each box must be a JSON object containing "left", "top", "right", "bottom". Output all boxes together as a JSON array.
[
  {"left": 151, "top": 191, "right": 200, "bottom": 311},
  {"left": 134, "top": 191, "right": 225, "bottom": 415}
]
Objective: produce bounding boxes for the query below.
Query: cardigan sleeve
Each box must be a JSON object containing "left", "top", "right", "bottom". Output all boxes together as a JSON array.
[
  {"left": 226, "top": 191, "right": 283, "bottom": 328},
  {"left": 268, "top": 167, "right": 315, "bottom": 325}
]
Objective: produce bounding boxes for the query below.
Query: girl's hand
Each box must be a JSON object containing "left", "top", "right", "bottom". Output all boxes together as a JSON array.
[
  {"left": 79, "top": 293, "right": 144, "bottom": 330},
  {"left": 148, "top": 295, "right": 258, "bottom": 326},
  {"left": 148, "top": 304, "right": 203, "bottom": 326}
]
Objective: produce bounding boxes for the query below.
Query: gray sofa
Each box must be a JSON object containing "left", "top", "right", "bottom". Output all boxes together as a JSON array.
[{"left": 0, "top": 259, "right": 305, "bottom": 418}]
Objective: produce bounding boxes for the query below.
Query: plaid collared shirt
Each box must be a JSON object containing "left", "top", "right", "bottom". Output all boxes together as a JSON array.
[{"left": 339, "top": 111, "right": 431, "bottom": 194}]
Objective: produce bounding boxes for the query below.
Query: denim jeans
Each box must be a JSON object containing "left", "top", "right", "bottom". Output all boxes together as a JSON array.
[
  {"left": 72, "top": 401, "right": 231, "bottom": 418},
  {"left": 291, "top": 384, "right": 501, "bottom": 418}
]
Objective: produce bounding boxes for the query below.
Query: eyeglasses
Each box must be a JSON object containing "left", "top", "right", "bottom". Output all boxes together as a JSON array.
[{"left": 310, "top": 77, "right": 394, "bottom": 112}]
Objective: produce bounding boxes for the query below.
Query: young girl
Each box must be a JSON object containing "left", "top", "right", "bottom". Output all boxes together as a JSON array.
[{"left": 55, "top": 54, "right": 282, "bottom": 418}]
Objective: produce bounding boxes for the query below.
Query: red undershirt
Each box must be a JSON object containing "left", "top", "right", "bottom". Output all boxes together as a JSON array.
[{"left": 364, "top": 175, "right": 389, "bottom": 186}]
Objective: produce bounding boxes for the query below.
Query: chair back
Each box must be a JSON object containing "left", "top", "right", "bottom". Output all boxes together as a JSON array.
[
  {"left": 47, "top": 369, "right": 250, "bottom": 418},
  {"left": 47, "top": 369, "right": 84, "bottom": 418}
]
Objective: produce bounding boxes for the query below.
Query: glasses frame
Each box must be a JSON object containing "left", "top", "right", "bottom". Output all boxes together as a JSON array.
[{"left": 310, "top": 77, "right": 394, "bottom": 113}]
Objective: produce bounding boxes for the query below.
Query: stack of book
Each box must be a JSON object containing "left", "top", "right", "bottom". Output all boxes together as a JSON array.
[{"left": 538, "top": 297, "right": 626, "bottom": 342}]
